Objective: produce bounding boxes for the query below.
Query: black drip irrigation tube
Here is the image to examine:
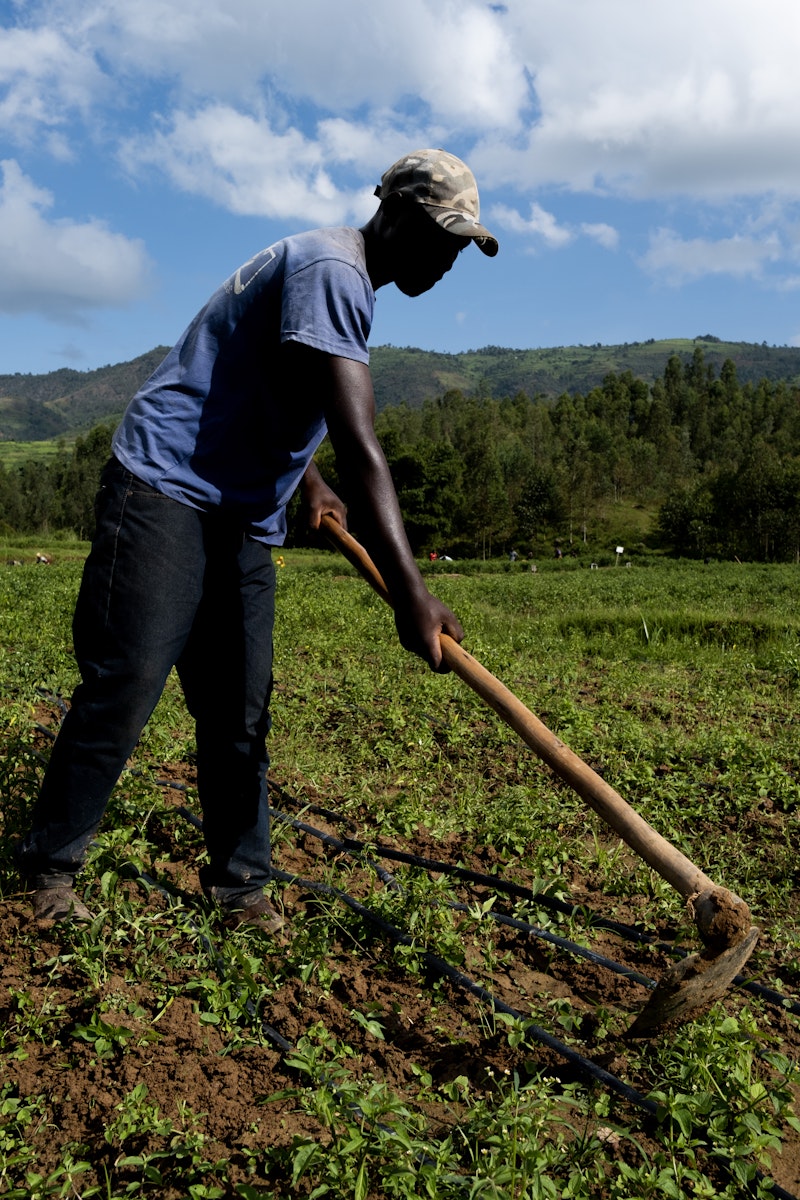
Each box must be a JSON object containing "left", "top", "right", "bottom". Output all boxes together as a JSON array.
[
  {"left": 266, "top": 787, "right": 800, "bottom": 1021},
  {"left": 268, "top": 806, "right": 657, "bottom": 991},
  {"left": 274, "top": 863, "right": 660, "bottom": 1116},
  {"left": 23, "top": 706, "right": 799, "bottom": 1200},
  {"left": 25, "top": 719, "right": 800, "bottom": 1022},
  {"left": 18, "top": 705, "right": 800, "bottom": 1195},
  {"left": 169, "top": 800, "right": 656, "bottom": 1113},
  {"left": 32, "top": 704, "right": 798, "bottom": 1018},
  {"left": 161, "top": 773, "right": 800, "bottom": 1019},
  {"left": 166, "top": 802, "right": 800, "bottom": 1200}
]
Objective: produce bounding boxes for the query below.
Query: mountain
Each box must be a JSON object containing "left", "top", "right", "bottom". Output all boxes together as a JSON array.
[
  {"left": 2, "top": 337, "right": 800, "bottom": 443},
  {"left": 0, "top": 347, "right": 171, "bottom": 442},
  {"left": 369, "top": 338, "right": 800, "bottom": 408}
]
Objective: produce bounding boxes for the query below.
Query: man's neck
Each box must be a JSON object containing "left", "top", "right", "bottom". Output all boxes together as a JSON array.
[{"left": 359, "top": 214, "right": 391, "bottom": 291}]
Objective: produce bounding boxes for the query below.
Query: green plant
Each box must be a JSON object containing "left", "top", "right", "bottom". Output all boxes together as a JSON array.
[{"left": 1, "top": 559, "right": 798, "bottom": 1199}]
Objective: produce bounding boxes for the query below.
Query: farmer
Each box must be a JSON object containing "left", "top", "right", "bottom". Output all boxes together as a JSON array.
[{"left": 16, "top": 149, "right": 499, "bottom": 932}]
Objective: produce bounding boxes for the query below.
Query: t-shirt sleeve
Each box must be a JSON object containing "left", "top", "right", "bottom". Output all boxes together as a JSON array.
[{"left": 280, "top": 256, "right": 373, "bottom": 364}]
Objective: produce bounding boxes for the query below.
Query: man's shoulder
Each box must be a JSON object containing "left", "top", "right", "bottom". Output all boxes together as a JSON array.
[{"left": 284, "top": 227, "right": 366, "bottom": 273}]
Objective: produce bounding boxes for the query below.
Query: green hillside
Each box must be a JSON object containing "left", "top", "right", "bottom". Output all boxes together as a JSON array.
[
  {"left": 2, "top": 341, "right": 798, "bottom": 562},
  {"left": 0, "top": 347, "right": 170, "bottom": 442},
  {"left": 2, "top": 337, "right": 800, "bottom": 444},
  {"left": 369, "top": 338, "right": 800, "bottom": 409}
]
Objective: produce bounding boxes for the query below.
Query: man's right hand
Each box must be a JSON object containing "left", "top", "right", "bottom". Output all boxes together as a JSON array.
[{"left": 393, "top": 588, "right": 464, "bottom": 673}]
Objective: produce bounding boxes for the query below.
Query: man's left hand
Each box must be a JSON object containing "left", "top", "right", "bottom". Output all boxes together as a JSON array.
[{"left": 301, "top": 460, "right": 347, "bottom": 531}]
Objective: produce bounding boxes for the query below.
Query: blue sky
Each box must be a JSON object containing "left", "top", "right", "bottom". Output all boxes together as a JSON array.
[{"left": 2, "top": 0, "right": 800, "bottom": 376}]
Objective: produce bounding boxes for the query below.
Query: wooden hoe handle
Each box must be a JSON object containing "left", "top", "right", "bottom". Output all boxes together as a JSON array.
[{"left": 320, "top": 514, "right": 717, "bottom": 903}]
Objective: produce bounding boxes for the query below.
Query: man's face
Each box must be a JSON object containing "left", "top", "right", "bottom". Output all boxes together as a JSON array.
[{"left": 390, "top": 202, "right": 470, "bottom": 296}]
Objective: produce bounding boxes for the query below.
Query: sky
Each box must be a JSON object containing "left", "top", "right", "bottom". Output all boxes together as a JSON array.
[{"left": 2, "top": 0, "right": 800, "bottom": 376}]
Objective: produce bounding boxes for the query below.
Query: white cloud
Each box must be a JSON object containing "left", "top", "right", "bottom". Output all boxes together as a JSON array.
[
  {"left": 473, "top": 0, "right": 800, "bottom": 200},
  {"left": 120, "top": 106, "right": 378, "bottom": 227},
  {"left": 5, "top": 0, "right": 800, "bottom": 312},
  {"left": 492, "top": 203, "right": 620, "bottom": 252},
  {"left": 9, "top": 0, "right": 800, "bottom": 210},
  {"left": 581, "top": 223, "right": 619, "bottom": 250},
  {"left": 492, "top": 202, "right": 573, "bottom": 248},
  {"left": 639, "top": 227, "right": 783, "bottom": 286},
  {"left": 1, "top": 2, "right": 529, "bottom": 225},
  {"left": 0, "top": 23, "right": 105, "bottom": 154},
  {"left": 0, "top": 159, "right": 152, "bottom": 319},
  {"left": 27, "top": 0, "right": 527, "bottom": 129}
]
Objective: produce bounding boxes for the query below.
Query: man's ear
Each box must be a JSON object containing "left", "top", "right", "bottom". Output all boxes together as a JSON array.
[
  {"left": 380, "top": 191, "right": 404, "bottom": 217},
  {"left": 379, "top": 191, "right": 414, "bottom": 232}
]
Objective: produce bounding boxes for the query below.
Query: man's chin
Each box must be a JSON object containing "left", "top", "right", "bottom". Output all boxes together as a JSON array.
[{"left": 396, "top": 279, "right": 435, "bottom": 298}]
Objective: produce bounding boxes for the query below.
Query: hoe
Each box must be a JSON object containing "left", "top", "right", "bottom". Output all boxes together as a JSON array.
[{"left": 321, "top": 515, "right": 759, "bottom": 1036}]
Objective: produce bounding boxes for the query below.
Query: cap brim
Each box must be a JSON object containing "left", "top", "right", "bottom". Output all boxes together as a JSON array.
[{"left": 423, "top": 205, "right": 499, "bottom": 256}]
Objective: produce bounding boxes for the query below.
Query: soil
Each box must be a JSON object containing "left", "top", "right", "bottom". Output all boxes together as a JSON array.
[{"left": 2, "top": 758, "right": 799, "bottom": 1198}]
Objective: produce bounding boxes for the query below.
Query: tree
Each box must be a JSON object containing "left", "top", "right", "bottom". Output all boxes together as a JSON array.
[
  {"left": 54, "top": 424, "right": 114, "bottom": 538},
  {"left": 514, "top": 466, "right": 562, "bottom": 549},
  {"left": 656, "top": 484, "right": 715, "bottom": 558},
  {"left": 380, "top": 437, "right": 463, "bottom": 554},
  {"left": 462, "top": 439, "right": 513, "bottom": 558},
  {"left": 712, "top": 446, "right": 796, "bottom": 561}
]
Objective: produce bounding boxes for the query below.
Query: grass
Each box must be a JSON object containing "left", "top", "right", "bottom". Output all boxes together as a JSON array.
[
  {"left": 0, "top": 553, "right": 798, "bottom": 1197},
  {"left": 0, "top": 440, "right": 72, "bottom": 467}
]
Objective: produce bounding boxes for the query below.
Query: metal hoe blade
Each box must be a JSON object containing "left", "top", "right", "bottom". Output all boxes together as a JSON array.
[{"left": 626, "top": 926, "right": 760, "bottom": 1037}]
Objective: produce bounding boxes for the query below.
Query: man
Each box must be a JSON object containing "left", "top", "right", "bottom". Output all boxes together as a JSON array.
[{"left": 16, "top": 149, "right": 499, "bottom": 931}]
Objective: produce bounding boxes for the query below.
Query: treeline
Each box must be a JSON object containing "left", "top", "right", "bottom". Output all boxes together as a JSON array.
[
  {"left": 1, "top": 348, "right": 799, "bottom": 561},
  {"left": 318, "top": 347, "right": 800, "bottom": 561},
  {"left": 0, "top": 424, "right": 114, "bottom": 541}
]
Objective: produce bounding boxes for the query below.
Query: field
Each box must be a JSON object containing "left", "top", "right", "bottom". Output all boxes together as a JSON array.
[
  {"left": 0, "top": 441, "right": 71, "bottom": 468},
  {"left": 1, "top": 551, "right": 799, "bottom": 1198}
]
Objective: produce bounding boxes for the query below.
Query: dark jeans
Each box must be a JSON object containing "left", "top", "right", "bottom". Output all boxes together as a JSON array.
[{"left": 17, "top": 458, "right": 276, "bottom": 899}]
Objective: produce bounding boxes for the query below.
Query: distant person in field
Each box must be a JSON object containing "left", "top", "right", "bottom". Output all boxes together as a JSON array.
[{"left": 16, "top": 150, "right": 498, "bottom": 931}]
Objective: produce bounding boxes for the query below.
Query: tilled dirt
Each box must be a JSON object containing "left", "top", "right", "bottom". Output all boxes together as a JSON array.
[{"left": 2, "top": 763, "right": 799, "bottom": 1198}]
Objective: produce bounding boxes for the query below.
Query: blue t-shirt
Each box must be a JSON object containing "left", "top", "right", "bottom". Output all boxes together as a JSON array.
[{"left": 113, "top": 226, "right": 374, "bottom": 544}]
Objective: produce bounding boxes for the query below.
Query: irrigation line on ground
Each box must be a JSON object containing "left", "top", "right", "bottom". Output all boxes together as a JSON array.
[
  {"left": 264, "top": 797, "right": 800, "bottom": 1017},
  {"left": 266, "top": 782, "right": 666, "bottom": 944},
  {"left": 30, "top": 712, "right": 768, "bottom": 999},
  {"left": 265, "top": 863, "right": 660, "bottom": 1119},
  {"left": 75, "top": 852, "right": 800, "bottom": 1200},
  {"left": 29, "top": 715, "right": 800, "bottom": 1019},
  {"left": 34, "top": 692, "right": 800, "bottom": 1016},
  {"left": 446, "top": 899, "right": 656, "bottom": 988},
  {"left": 267, "top": 864, "right": 800, "bottom": 1200},
  {"left": 176, "top": 802, "right": 800, "bottom": 1200},
  {"left": 22, "top": 711, "right": 799, "bottom": 1200},
  {"left": 344, "top": 840, "right": 800, "bottom": 1017},
  {"left": 163, "top": 801, "right": 660, "bottom": 1115},
  {"left": 266, "top": 784, "right": 800, "bottom": 1020},
  {"left": 126, "top": 763, "right": 800, "bottom": 1020},
  {"left": 177, "top": 800, "right": 657, "bottom": 1039},
  {"left": 268, "top": 805, "right": 658, "bottom": 990}
]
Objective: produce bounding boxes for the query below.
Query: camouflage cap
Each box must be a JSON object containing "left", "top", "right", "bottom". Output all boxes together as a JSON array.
[{"left": 375, "top": 149, "right": 498, "bottom": 257}]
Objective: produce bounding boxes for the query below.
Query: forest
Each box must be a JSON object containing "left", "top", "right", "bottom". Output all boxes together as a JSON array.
[{"left": 1, "top": 347, "right": 799, "bottom": 562}]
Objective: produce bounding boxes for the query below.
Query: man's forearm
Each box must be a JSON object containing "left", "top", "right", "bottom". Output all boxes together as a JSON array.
[{"left": 334, "top": 437, "right": 428, "bottom": 604}]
